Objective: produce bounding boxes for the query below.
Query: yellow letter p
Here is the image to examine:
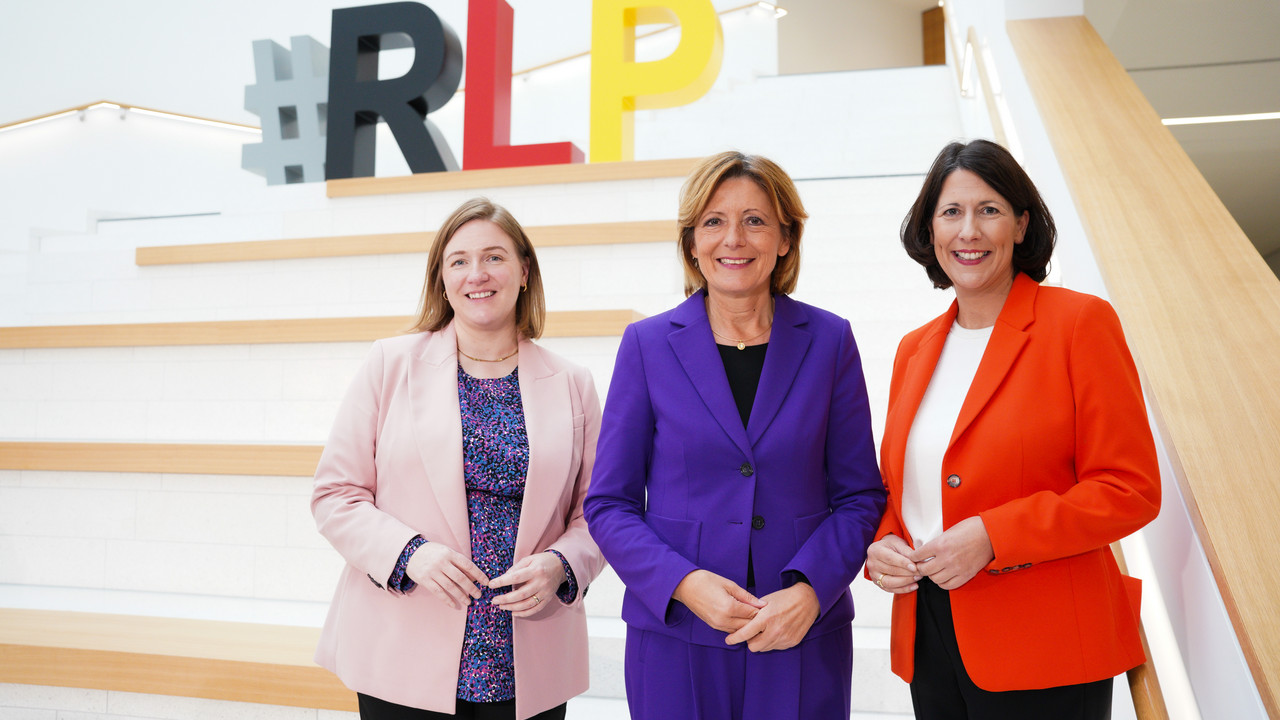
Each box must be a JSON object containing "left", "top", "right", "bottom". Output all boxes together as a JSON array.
[{"left": 590, "top": 0, "right": 724, "bottom": 163}]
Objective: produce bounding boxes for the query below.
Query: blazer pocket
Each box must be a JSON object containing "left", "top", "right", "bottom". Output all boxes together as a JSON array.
[
  {"left": 645, "top": 513, "right": 701, "bottom": 627},
  {"left": 646, "top": 513, "right": 702, "bottom": 564},
  {"left": 793, "top": 508, "right": 830, "bottom": 548}
]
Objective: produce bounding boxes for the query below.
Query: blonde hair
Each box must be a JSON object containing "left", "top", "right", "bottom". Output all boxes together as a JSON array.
[
  {"left": 677, "top": 151, "right": 808, "bottom": 297},
  {"left": 410, "top": 198, "right": 546, "bottom": 339}
]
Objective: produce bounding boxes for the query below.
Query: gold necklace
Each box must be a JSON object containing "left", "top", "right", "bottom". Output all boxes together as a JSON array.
[
  {"left": 711, "top": 326, "right": 771, "bottom": 351},
  {"left": 457, "top": 346, "right": 519, "bottom": 362}
]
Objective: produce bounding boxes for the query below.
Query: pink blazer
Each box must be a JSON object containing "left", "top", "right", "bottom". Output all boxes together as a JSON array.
[{"left": 312, "top": 325, "right": 606, "bottom": 719}]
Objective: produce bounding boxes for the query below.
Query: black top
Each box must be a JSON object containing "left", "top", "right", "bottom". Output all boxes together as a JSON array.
[
  {"left": 718, "top": 343, "right": 768, "bottom": 427},
  {"left": 718, "top": 342, "right": 767, "bottom": 588}
]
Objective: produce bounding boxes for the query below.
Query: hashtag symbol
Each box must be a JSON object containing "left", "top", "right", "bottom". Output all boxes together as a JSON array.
[{"left": 242, "top": 36, "right": 330, "bottom": 185}]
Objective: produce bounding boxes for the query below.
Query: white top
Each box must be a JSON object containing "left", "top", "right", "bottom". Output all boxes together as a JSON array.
[{"left": 901, "top": 321, "right": 993, "bottom": 547}]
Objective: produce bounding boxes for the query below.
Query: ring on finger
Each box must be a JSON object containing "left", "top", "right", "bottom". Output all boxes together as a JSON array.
[
  {"left": 533, "top": 595, "right": 541, "bottom": 604},
  {"left": 875, "top": 573, "right": 886, "bottom": 589}
]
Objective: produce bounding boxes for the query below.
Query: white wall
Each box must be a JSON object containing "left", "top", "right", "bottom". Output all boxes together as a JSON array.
[{"left": 778, "top": 0, "right": 931, "bottom": 74}]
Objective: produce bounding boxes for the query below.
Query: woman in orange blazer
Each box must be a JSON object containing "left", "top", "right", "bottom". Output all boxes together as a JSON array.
[
  {"left": 865, "top": 140, "right": 1160, "bottom": 719},
  {"left": 312, "top": 199, "right": 606, "bottom": 720}
]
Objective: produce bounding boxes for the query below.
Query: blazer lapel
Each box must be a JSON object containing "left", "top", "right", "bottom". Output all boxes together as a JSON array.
[
  {"left": 513, "top": 340, "right": 570, "bottom": 560},
  {"left": 746, "top": 295, "right": 811, "bottom": 445},
  {"left": 886, "top": 307, "right": 955, "bottom": 484},
  {"left": 950, "top": 274, "right": 1038, "bottom": 445},
  {"left": 668, "top": 292, "right": 753, "bottom": 459},
  {"left": 407, "top": 324, "right": 471, "bottom": 556}
]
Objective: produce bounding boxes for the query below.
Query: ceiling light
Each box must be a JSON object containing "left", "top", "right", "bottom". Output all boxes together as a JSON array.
[
  {"left": 756, "top": 2, "right": 787, "bottom": 18},
  {"left": 1162, "top": 111, "right": 1280, "bottom": 126}
]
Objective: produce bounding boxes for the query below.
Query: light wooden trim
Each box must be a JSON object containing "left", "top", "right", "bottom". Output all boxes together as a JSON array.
[
  {"left": 1113, "top": 542, "right": 1170, "bottom": 720},
  {"left": 0, "top": 609, "right": 354, "bottom": 711},
  {"left": 0, "top": 100, "right": 259, "bottom": 134},
  {"left": 1009, "top": 17, "right": 1280, "bottom": 717},
  {"left": 0, "top": 310, "right": 642, "bottom": 348},
  {"left": 135, "top": 220, "right": 677, "bottom": 266},
  {"left": 0, "top": 442, "right": 320, "bottom": 476},
  {"left": 327, "top": 157, "right": 700, "bottom": 197}
]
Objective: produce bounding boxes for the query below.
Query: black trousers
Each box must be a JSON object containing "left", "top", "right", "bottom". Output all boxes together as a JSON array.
[
  {"left": 358, "top": 693, "right": 567, "bottom": 720},
  {"left": 910, "top": 578, "right": 1113, "bottom": 720}
]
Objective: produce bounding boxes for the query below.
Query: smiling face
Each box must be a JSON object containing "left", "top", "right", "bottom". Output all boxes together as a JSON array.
[
  {"left": 932, "top": 168, "right": 1030, "bottom": 306},
  {"left": 441, "top": 219, "right": 529, "bottom": 336},
  {"left": 691, "top": 176, "right": 791, "bottom": 302}
]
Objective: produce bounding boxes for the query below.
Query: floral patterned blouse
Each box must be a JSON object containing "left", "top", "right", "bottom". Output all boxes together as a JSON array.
[{"left": 387, "top": 366, "right": 578, "bottom": 703}]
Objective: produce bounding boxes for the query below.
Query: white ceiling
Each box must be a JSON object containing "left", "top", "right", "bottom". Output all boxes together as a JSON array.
[{"left": 1085, "top": 0, "right": 1280, "bottom": 265}]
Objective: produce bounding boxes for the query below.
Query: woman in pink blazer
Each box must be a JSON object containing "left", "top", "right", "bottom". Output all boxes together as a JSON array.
[{"left": 312, "top": 198, "right": 606, "bottom": 720}]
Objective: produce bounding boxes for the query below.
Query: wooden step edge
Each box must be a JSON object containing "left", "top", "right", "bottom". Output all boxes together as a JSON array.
[
  {"left": 135, "top": 221, "right": 678, "bottom": 266},
  {"left": 0, "top": 609, "right": 354, "bottom": 711},
  {"left": 0, "top": 309, "right": 642, "bottom": 349},
  {"left": 326, "top": 157, "right": 700, "bottom": 198},
  {"left": 0, "top": 441, "right": 321, "bottom": 476}
]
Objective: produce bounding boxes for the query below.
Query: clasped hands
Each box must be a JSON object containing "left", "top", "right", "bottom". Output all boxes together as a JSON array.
[
  {"left": 406, "top": 542, "right": 566, "bottom": 617},
  {"left": 866, "top": 516, "right": 994, "bottom": 593},
  {"left": 672, "top": 569, "right": 819, "bottom": 653}
]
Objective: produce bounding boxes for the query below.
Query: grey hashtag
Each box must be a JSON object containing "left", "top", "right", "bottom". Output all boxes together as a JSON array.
[{"left": 242, "top": 36, "right": 329, "bottom": 185}]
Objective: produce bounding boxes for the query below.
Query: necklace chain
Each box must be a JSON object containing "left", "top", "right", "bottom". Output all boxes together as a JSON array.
[
  {"left": 708, "top": 297, "right": 775, "bottom": 351},
  {"left": 457, "top": 346, "right": 519, "bottom": 363},
  {"left": 710, "top": 325, "right": 771, "bottom": 351}
]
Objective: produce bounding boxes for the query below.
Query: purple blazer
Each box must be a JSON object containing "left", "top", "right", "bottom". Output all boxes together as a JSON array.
[{"left": 584, "top": 292, "right": 885, "bottom": 648}]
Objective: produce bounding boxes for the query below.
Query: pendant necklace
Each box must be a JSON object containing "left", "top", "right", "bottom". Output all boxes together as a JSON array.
[{"left": 711, "top": 325, "right": 771, "bottom": 351}]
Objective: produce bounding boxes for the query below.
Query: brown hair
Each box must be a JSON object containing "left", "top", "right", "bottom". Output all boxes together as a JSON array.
[
  {"left": 410, "top": 197, "right": 546, "bottom": 339},
  {"left": 902, "top": 139, "right": 1056, "bottom": 289},
  {"left": 677, "top": 151, "right": 808, "bottom": 297}
]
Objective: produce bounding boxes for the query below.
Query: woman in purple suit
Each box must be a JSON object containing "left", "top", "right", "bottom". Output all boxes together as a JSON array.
[{"left": 584, "top": 152, "right": 886, "bottom": 719}]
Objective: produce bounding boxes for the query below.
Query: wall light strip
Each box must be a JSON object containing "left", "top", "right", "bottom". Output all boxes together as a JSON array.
[
  {"left": 1162, "top": 111, "right": 1280, "bottom": 126},
  {"left": 128, "top": 107, "right": 261, "bottom": 134},
  {"left": 0, "top": 109, "right": 80, "bottom": 134},
  {"left": 0, "top": 100, "right": 261, "bottom": 136}
]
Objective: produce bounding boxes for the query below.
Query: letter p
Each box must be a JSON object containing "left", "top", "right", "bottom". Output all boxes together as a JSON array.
[{"left": 590, "top": 0, "right": 724, "bottom": 163}]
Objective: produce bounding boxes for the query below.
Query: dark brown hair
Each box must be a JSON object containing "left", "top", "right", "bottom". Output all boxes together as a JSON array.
[
  {"left": 902, "top": 139, "right": 1056, "bottom": 289},
  {"left": 410, "top": 197, "right": 545, "bottom": 339},
  {"left": 677, "top": 151, "right": 808, "bottom": 296}
]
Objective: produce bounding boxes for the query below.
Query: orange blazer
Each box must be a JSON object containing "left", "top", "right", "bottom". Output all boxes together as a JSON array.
[
  {"left": 312, "top": 325, "right": 606, "bottom": 719},
  {"left": 876, "top": 273, "right": 1160, "bottom": 691}
]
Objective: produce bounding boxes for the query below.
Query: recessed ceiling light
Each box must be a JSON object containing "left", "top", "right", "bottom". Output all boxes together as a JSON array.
[{"left": 1162, "top": 111, "right": 1280, "bottom": 126}]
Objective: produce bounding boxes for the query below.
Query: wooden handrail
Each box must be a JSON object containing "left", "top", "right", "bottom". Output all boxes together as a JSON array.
[
  {"left": 135, "top": 220, "right": 677, "bottom": 266},
  {"left": 1009, "top": 16, "right": 1280, "bottom": 717},
  {"left": 0, "top": 310, "right": 642, "bottom": 348},
  {"left": 1112, "top": 542, "right": 1171, "bottom": 719}
]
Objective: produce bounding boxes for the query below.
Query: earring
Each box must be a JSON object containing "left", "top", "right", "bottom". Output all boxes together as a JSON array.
[
  {"left": 442, "top": 291, "right": 448, "bottom": 301},
  {"left": 692, "top": 258, "right": 699, "bottom": 268},
  {"left": 522, "top": 282, "right": 528, "bottom": 292}
]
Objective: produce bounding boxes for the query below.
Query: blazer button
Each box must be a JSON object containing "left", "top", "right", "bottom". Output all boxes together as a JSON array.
[
  {"left": 946, "top": 474, "right": 961, "bottom": 488},
  {"left": 751, "top": 515, "right": 765, "bottom": 530},
  {"left": 740, "top": 462, "right": 754, "bottom": 477}
]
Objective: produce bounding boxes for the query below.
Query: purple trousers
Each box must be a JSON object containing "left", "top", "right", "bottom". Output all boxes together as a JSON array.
[{"left": 624, "top": 625, "right": 853, "bottom": 720}]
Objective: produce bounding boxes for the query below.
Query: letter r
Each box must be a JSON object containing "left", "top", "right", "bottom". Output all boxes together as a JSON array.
[{"left": 589, "top": 0, "right": 724, "bottom": 163}]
